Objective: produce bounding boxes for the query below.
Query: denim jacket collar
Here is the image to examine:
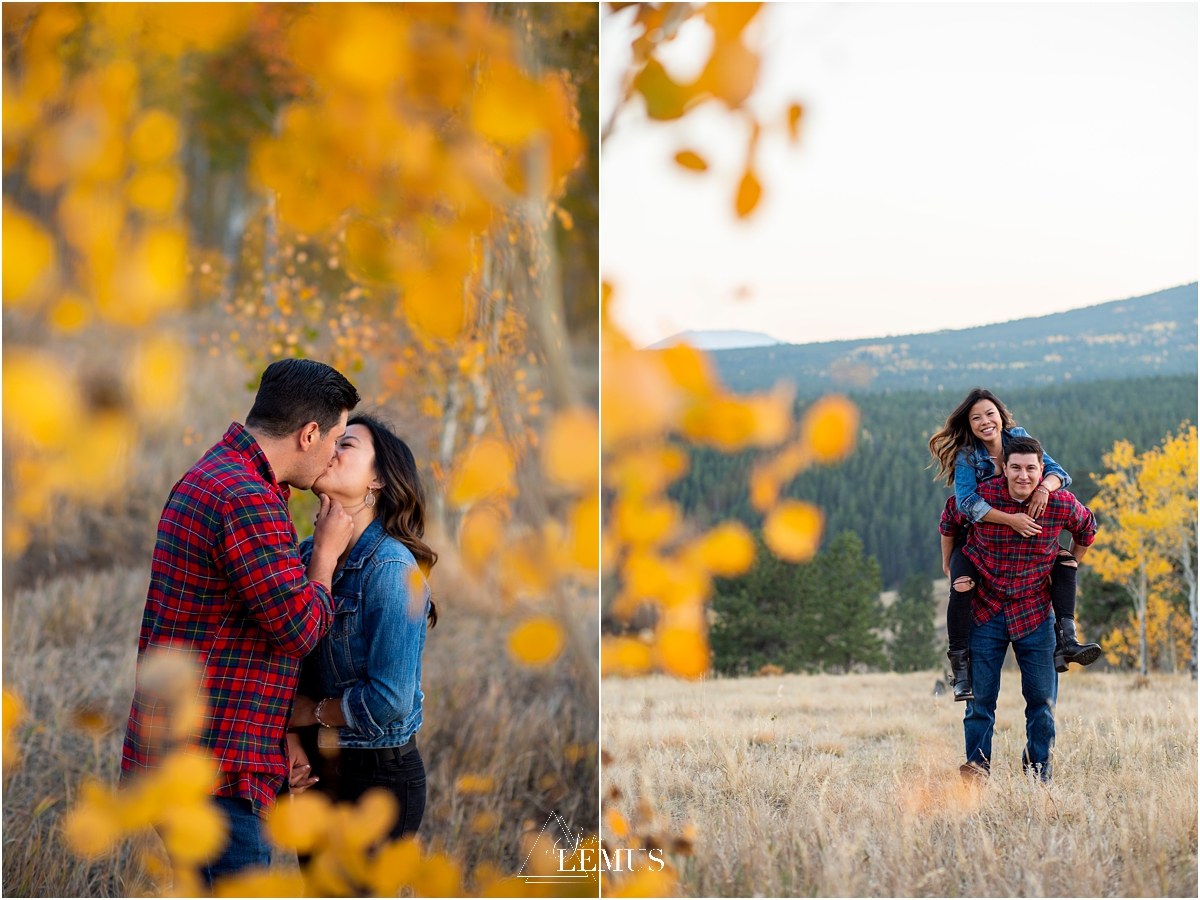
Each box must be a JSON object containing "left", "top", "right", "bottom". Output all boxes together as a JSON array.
[{"left": 340, "top": 516, "right": 388, "bottom": 573}]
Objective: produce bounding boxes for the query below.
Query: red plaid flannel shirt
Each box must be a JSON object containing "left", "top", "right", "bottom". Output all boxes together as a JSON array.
[
  {"left": 940, "top": 477, "right": 1097, "bottom": 640},
  {"left": 121, "top": 422, "right": 333, "bottom": 817}
]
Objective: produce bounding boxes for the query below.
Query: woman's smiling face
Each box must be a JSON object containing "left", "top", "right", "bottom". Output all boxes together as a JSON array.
[
  {"left": 312, "top": 423, "right": 380, "bottom": 501},
  {"left": 968, "top": 399, "right": 1002, "bottom": 443}
]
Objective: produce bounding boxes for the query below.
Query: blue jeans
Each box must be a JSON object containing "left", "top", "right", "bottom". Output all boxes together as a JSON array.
[
  {"left": 964, "top": 612, "right": 1057, "bottom": 779},
  {"left": 198, "top": 796, "right": 272, "bottom": 888}
]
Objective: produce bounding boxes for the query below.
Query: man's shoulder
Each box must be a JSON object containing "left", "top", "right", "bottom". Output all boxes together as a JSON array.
[
  {"left": 175, "top": 441, "right": 276, "bottom": 511},
  {"left": 1049, "top": 488, "right": 1087, "bottom": 514},
  {"left": 976, "top": 475, "right": 1008, "bottom": 502}
]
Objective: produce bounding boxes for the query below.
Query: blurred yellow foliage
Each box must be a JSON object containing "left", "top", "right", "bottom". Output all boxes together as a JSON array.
[
  {"left": 447, "top": 438, "right": 516, "bottom": 506},
  {"left": 508, "top": 616, "right": 566, "bottom": 667}
]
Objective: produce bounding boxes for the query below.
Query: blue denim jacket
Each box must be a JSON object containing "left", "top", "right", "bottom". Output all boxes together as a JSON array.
[
  {"left": 298, "top": 517, "right": 429, "bottom": 749},
  {"left": 954, "top": 425, "right": 1071, "bottom": 524}
]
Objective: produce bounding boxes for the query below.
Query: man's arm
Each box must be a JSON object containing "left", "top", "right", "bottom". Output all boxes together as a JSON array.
[
  {"left": 220, "top": 490, "right": 347, "bottom": 657},
  {"left": 1062, "top": 492, "right": 1098, "bottom": 560},
  {"left": 941, "top": 533, "right": 955, "bottom": 577}
]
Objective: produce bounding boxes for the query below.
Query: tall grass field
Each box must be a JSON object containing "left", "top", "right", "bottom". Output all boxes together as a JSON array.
[{"left": 602, "top": 670, "right": 1197, "bottom": 897}]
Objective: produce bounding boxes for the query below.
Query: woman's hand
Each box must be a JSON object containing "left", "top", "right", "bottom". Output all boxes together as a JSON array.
[
  {"left": 1027, "top": 486, "right": 1050, "bottom": 518},
  {"left": 291, "top": 694, "right": 318, "bottom": 728},
  {"left": 286, "top": 732, "right": 318, "bottom": 793},
  {"left": 1006, "top": 512, "right": 1043, "bottom": 537}
]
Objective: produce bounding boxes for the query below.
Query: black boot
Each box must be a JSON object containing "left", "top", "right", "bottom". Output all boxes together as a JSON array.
[
  {"left": 947, "top": 649, "right": 973, "bottom": 701},
  {"left": 1054, "top": 616, "right": 1101, "bottom": 673}
]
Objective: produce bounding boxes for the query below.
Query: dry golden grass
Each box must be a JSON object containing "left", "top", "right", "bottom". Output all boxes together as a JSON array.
[
  {"left": 2, "top": 564, "right": 598, "bottom": 897},
  {"left": 602, "top": 670, "right": 1197, "bottom": 897}
]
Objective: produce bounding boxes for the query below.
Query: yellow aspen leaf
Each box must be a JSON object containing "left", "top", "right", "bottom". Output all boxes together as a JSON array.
[
  {"left": 49, "top": 293, "right": 90, "bottom": 332},
  {"left": 614, "top": 496, "right": 679, "bottom": 547},
  {"left": 2, "top": 690, "right": 26, "bottom": 771},
  {"left": 68, "top": 411, "right": 129, "bottom": 493},
  {"left": 159, "top": 800, "right": 228, "bottom": 864},
  {"left": 694, "top": 521, "right": 756, "bottom": 576},
  {"left": 365, "top": 836, "right": 421, "bottom": 895},
  {"left": 787, "top": 102, "right": 804, "bottom": 143},
  {"left": 605, "top": 808, "right": 630, "bottom": 839},
  {"left": 658, "top": 627, "right": 709, "bottom": 679},
  {"left": 128, "top": 334, "right": 186, "bottom": 420},
  {"left": 735, "top": 168, "right": 762, "bottom": 218},
  {"left": 623, "top": 552, "right": 672, "bottom": 600},
  {"left": 156, "top": 752, "right": 219, "bottom": 803},
  {"left": 704, "top": 2, "right": 764, "bottom": 40},
  {"left": 456, "top": 774, "right": 496, "bottom": 793},
  {"left": 674, "top": 150, "right": 708, "bottom": 171},
  {"left": 633, "top": 59, "right": 694, "bottom": 121},
  {"left": 3, "top": 204, "right": 56, "bottom": 303},
  {"left": 214, "top": 869, "right": 305, "bottom": 898},
  {"left": 327, "top": 7, "right": 408, "bottom": 93},
  {"left": 458, "top": 505, "right": 506, "bottom": 574},
  {"left": 544, "top": 408, "right": 599, "bottom": 489},
  {"left": 413, "top": 853, "right": 462, "bottom": 898},
  {"left": 746, "top": 387, "right": 793, "bottom": 447},
  {"left": 683, "top": 395, "right": 757, "bottom": 451},
  {"left": 345, "top": 219, "right": 396, "bottom": 283},
  {"left": 571, "top": 495, "right": 600, "bottom": 571},
  {"left": 341, "top": 787, "right": 399, "bottom": 850},
  {"left": 658, "top": 343, "right": 717, "bottom": 397},
  {"left": 447, "top": 439, "right": 514, "bottom": 506},
  {"left": 602, "top": 348, "right": 680, "bottom": 448},
  {"left": 469, "top": 811, "right": 499, "bottom": 833},
  {"left": 127, "top": 167, "right": 182, "bottom": 214},
  {"left": 700, "top": 38, "right": 760, "bottom": 108},
  {"left": 748, "top": 465, "right": 777, "bottom": 513},
  {"left": 508, "top": 617, "right": 565, "bottom": 667},
  {"left": 150, "top": 3, "right": 251, "bottom": 54},
  {"left": 472, "top": 62, "right": 544, "bottom": 146},
  {"left": 499, "top": 533, "right": 554, "bottom": 596},
  {"left": 129, "top": 110, "right": 181, "bottom": 165},
  {"left": 763, "top": 500, "right": 824, "bottom": 562},
  {"left": 265, "top": 791, "right": 331, "bottom": 853},
  {"left": 601, "top": 636, "right": 652, "bottom": 676},
  {"left": 402, "top": 274, "right": 468, "bottom": 341},
  {"left": 802, "top": 395, "right": 859, "bottom": 462},
  {"left": 3, "top": 352, "right": 82, "bottom": 449},
  {"left": 62, "top": 790, "right": 122, "bottom": 859}
]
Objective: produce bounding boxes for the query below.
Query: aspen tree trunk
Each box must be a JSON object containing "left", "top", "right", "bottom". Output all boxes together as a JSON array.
[{"left": 1137, "top": 565, "right": 1149, "bottom": 677}]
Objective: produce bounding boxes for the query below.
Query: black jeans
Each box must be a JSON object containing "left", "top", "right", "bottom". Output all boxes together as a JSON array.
[{"left": 296, "top": 726, "right": 426, "bottom": 843}]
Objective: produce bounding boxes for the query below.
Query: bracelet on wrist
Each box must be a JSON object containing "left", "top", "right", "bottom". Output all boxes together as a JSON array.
[{"left": 314, "top": 697, "right": 331, "bottom": 728}]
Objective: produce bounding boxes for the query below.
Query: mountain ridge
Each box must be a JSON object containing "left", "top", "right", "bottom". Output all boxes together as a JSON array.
[{"left": 707, "top": 283, "right": 1198, "bottom": 397}]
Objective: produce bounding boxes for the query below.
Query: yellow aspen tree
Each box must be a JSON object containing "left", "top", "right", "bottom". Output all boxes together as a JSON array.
[
  {"left": 1139, "top": 424, "right": 1198, "bottom": 678},
  {"left": 1089, "top": 440, "right": 1175, "bottom": 676}
]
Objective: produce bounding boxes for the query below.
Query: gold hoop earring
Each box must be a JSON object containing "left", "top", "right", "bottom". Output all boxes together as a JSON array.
[{"left": 364, "top": 488, "right": 376, "bottom": 509}]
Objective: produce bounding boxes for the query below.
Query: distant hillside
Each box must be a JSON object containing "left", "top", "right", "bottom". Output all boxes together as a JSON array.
[
  {"left": 649, "top": 329, "right": 783, "bottom": 350},
  {"left": 711, "top": 284, "right": 1197, "bottom": 397}
]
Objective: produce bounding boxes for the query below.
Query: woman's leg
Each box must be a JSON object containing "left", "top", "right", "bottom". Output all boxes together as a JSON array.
[
  {"left": 946, "top": 538, "right": 980, "bottom": 700},
  {"left": 332, "top": 747, "right": 426, "bottom": 841},
  {"left": 1050, "top": 549, "right": 1101, "bottom": 671},
  {"left": 947, "top": 540, "right": 979, "bottom": 653}
]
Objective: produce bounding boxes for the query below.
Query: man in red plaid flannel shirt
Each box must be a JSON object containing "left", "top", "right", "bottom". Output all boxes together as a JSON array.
[
  {"left": 940, "top": 435, "right": 1097, "bottom": 783},
  {"left": 121, "top": 358, "right": 359, "bottom": 884}
]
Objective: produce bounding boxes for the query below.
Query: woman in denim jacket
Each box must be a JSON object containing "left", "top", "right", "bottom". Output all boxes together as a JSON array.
[
  {"left": 929, "top": 388, "right": 1100, "bottom": 700},
  {"left": 287, "top": 412, "right": 437, "bottom": 841}
]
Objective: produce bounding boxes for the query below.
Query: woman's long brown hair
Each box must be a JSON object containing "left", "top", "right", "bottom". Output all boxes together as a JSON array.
[
  {"left": 927, "top": 388, "right": 1016, "bottom": 487},
  {"left": 350, "top": 412, "right": 439, "bottom": 628}
]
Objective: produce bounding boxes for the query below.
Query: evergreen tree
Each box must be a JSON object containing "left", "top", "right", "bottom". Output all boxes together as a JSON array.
[
  {"left": 813, "top": 532, "right": 886, "bottom": 671},
  {"left": 887, "top": 573, "right": 940, "bottom": 672}
]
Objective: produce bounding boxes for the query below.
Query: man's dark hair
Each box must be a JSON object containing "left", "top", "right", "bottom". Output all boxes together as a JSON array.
[
  {"left": 1003, "top": 435, "right": 1044, "bottom": 464},
  {"left": 245, "top": 359, "right": 360, "bottom": 438}
]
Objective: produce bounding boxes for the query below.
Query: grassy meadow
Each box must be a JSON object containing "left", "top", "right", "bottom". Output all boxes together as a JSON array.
[
  {"left": 1, "top": 327, "right": 598, "bottom": 897},
  {"left": 602, "top": 670, "right": 1197, "bottom": 898}
]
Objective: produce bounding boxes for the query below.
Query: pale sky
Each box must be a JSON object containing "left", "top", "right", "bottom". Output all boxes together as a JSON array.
[{"left": 601, "top": 2, "right": 1198, "bottom": 348}]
